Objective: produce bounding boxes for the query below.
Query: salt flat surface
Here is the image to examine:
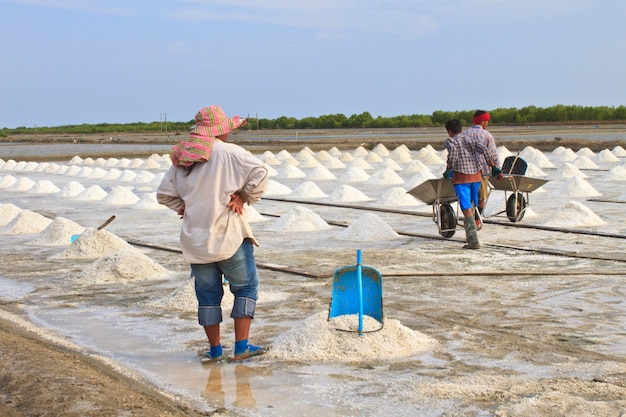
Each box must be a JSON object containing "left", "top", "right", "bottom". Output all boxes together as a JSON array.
[{"left": 0, "top": 141, "right": 625, "bottom": 416}]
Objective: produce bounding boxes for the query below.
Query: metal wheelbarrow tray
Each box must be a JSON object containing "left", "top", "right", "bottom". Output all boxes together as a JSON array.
[
  {"left": 487, "top": 175, "right": 549, "bottom": 222},
  {"left": 407, "top": 178, "right": 460, "bottom": 238}
]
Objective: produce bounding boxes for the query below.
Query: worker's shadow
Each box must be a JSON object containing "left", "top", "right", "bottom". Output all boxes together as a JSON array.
[{"left": 201, "top": 363, "right": 272, "bottom": 409}]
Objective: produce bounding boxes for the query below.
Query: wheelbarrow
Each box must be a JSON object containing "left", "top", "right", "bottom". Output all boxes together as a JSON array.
[
  {"left": 328, "top": 249, "right": 383, "bottom": 335},
  {"left": 486, "top": 156, "right": 549, "bottom": 222},
  {"left": 406, "top": 178, "right": 460, "bottom": 238}
]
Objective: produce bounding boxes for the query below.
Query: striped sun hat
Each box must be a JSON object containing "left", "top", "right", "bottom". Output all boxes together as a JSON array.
[{"left": 171, "top": 105, "right": 247, "bottom": 167}]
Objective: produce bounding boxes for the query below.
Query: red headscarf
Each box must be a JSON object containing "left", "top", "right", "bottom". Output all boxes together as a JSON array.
[{"left": 473, "top": 112, "right": 491, "bottom": 125}]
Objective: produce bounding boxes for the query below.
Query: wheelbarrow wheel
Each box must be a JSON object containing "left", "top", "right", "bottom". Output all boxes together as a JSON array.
[
  {"left": 506, "top": 192, "right": 527, "bottom": 222},
  {"left": 439, "top": 203, "right": 456, "bottom": 238}
]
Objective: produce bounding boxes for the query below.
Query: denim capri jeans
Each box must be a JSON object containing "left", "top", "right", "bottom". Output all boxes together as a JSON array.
[{"left": 191, "top": 239, "right": 259, "bottom": 326}]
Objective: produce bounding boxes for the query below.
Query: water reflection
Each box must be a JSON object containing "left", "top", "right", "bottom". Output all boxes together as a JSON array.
[{"left": 201, "top": 363, "right": 273, "bottom": 410}]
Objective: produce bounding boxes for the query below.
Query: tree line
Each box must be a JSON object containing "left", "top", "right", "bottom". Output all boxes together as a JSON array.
[{"left": 3, "top": 104, "right": 625, "bottom": 136}]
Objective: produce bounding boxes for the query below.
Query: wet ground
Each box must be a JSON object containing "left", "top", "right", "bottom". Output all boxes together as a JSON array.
[{"left": 1, "top": 133, "right": 625, "bottom": 416}]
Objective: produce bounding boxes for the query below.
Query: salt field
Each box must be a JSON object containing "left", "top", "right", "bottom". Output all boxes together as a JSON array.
[{"left": 1, "top": 139, "right": 625, "bottom": 416}]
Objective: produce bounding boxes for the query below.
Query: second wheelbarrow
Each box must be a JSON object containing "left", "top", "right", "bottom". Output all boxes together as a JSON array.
[{"left": 407, "top": 178, "right": 460, "bottom": 238}]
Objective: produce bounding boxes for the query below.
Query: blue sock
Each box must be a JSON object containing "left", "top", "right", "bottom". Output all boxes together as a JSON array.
[
  {"left": 234, "top": 339, "right": 248, "bottom": 354},
  {"left": 210, "top": 344, "right": 223, "bottom": 358}
]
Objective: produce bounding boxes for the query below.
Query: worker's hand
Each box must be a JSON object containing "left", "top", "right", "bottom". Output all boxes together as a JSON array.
[
  {"left": 491, "top": 166, "right": 504, "bottom": 180},
  {"left": 443, "top": 169, "right": 452, "bottom": 179},
  {"left": 227, "top": 193, "right": 244, "bottom": 215}
]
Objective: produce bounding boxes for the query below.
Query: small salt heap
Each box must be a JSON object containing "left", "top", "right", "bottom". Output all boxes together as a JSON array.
[
  {"left": 306, "top": 165, "right": 336, "bottom": 180},
  {"left": 0, "top": 175, "right": 18, "bottom": 189},
  {"left": 572, "top": 156, "right": 599, "bottom": 169},
  {"left": 329, "top": 185, "right": 372, "bottom": 202},
  {"left": 59, "top": 181, "right": 86, "bottom": 198},
  {"left": 29, "top": 180, "right": 61, "bottom": 194},
  {"left": 338, "top": 213, "right": 399, "bottom": 241},
  {"left": 9, "top": 177, "right": 36, "bottom": 192},
  {"left": 541, "top": 201, "right": 606, "bottom": 227},
  {"left": 71, "top": 250, "right": 170, "bottom": 284},
  {"left": 1, "top": 210, "right": 52, "bottom": 234},
  {"left": 602, "top": 165, "right": 626, "bottom": 181},
  {"left": 53, "top": 228, "right": 133, "bottom": 259},
  {"left": 29, "top": 217, "right": 86, "bottom": 246},
  {"left": 264, "top": 180, "right": 292, "bottom": 196},
  {"left": 404, "top": 170, "right": 437, "bottom": 190},
  {"left": 74, "top": 185, "right": 108, "bottom": 201},
  {"left": 0, "top": 203, "right": 22, "bottom": 226},
  {"left": 552, "top": 176, "right": 601, "bottom": 197},
  {"left": 338, "top": 167, "right": 370, "bottom": 183},
  {"left": 553, "top": 162, "right": 587, "bottom": 180},
  {"left": 595, "top": 149, "right": 621, "bottom": 163},
  {"left": 290, "top": 182, "right": 329, "bottom": 198},
  {"left": 268, "top": 206, "right": 331, "bottom": 232},
  {"left": 133, "top": 192, "right": 167, "bottom": 210},
  {"left": 378, "top": 187, "right": 421, "bottom": 207},
  {"left": 278, "top": 165, "right": 305, "bottom": 179},
  {"left": 103, "top": 186, "right": 140, "bottom": 205},
  {"left": 366, "top": 168, "right": 405, "bottom": 185}
]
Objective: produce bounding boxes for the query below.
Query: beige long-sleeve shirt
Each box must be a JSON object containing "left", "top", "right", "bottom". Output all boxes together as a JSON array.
[{"left": 156, "top": 140, "right": 268, "bottom": 264}]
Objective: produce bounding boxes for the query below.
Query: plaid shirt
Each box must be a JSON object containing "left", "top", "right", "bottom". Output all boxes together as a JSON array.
[
  {"left": 445, "top": 132, "right": 487, "bottom": 175},
  {"left": 462, "top": 125, "right": 500, "bottom": 176}
]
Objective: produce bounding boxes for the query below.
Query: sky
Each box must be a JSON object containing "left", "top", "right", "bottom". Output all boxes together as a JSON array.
[{"left": 1, "top": 0, "right": 625, "bottom": 128}]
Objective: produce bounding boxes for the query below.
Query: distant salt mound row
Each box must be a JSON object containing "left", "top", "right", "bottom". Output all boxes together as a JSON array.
[
  {"left": 353, "top": 146, "right": 369, "bottom": 157},
  {"left": 520, "top": 147, "right": 555, "bottom": 168},
  {"left": 602, "top": 165, "right": 626, "bottom": 181},
  {"left": 378, "top": 187, "right": 421, "bottom": 207},
  {"left": 551, "top": 176, "right": 601, "bottom": 197},
  {"left": 613, "top": 145, "right": 626, "bottom": 156},
  {"left": 0, "top": 175, "right": 18, "bottom": 188},
  {"left": 53, "top": 228, "right": 133, "bottom": 259},
  {"left": 1, "top": 210, "right": 52, "bottom": 234},
  {"left": 338, "top": 213, "right": 399, "bottom": 241},
  {"left": 572, "top": 156, "right": 599, "bottom": 169},
  {"left": 329, "top": 185, "right": 372, "bottom": 202},
  {"left": 541, "top": 201, "right": 606, "bottom": 228},
  {"left": 366, "top": 168, "right": 405, "bottom": 185},
  {"left": 306, "top": 165, "right": 336, "bottom": 180},
  {"left": 59, "top": 181, "right": 86, "bottom": 198},
  {"left": 74, "top": 185, "right": 108, "bottom": 201},
  {"left": 267, "top": 311, "right": 437, "bottom": 362},
  {"left": 365, "top": 151, "right": 383, "bottom": 163},
  {"left": 372, "top": 143, "right": 390, "bottom": 157},
  {"left": 290, "top": 181, "right": 329, "bottom": 198},
  {"left": 264, "top": 180, "right": 292, "bottom": 196},
  {"left": 338, "top": 167, "right": 370, "bottom": 183},
  {"left": 9, "top": 177, "right": 36, "bottom": 192},
  {"left": 416, "top": 150, "right": 444, "bottom": 165},
  {"left": 133, "top": 192, "right": 167, "bottom": 210},
  {"left": 268, "top": 206, "right": 331, "bottom": 232},
  {"left": 29, "top": 180, "right": 61, "bottom": 194},
  {"left": 102, "top": 168, "right": 123, "bottom": 180},
  {"left": 551, "top": 147, "right": 577, "bottom": 161},
  {"left": 134, "top": 170, "right": 157, "bottom": 183},
  {"left": 576, "top": 147, "right": 595, "bottom": 157},
  {"left": 29, "top": 217, "right": 86, "bottom": 246},
  {"left": 71, "top": 250, "right": 170, "bottom": 284},
  {"left": 1, "top": 160, "right": 18, "bottom": 170},
  {"left": 594, "top": 149, "right": 621, "bottom": 163},
  {"left": 0, "top": 203, "right": 22, "bottom": 226},
  {"left": 389, "top": 147, "right": 413, "bottom": 164},
  {"left": 553, "top": 163, "right": 587, "bottom": 179},
  {"left": 103, "top": 186, "right": 140, "bottom": 205}
]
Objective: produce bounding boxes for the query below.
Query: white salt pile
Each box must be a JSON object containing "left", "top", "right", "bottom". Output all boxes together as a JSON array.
[
  {"left": 268, "top": 206, "right": 331, "bottom": 232},
  {"left": 87, "top": 167, "right": 108, "bottom": 179},
  {"left": 524, "top": 163, "right": 547, "bottom": 177},
  {"left": 58, "top": 181, "right": 86, "bottom": 198},
  {"left": 389, "top": 147, "right": 413, "bottom": 164},
  {"left": 245, "top": 205, "right": 266, "bottom": 222},
  {"left": 53, "top": 228, "right": 133, "bottom": 259},
  {"left": 0, "top": 203, "right": 22, "bottom": 226},
  {"left": 520, "top": 147, "right": 555, "bottom": 168},
  {"left": 74, "top": 185, "right": 108, "bottom": 201},
  {"left": 404, "top": 170, "right": 437, "bottom": 190},
  {"left": 134, "top": 171, "right": 157, "bottom": 183},
  {"left": 29, "top": 180, "right": 61, "bottom": 194},
  {"left": 572, "top": 156, "right": 599, "bottom": 169},
  {"left": 365, "top": 151, "right": 384, "bottom": 163},
  {"left": 338, "top": 152, "right": 354, "bottom": 162},
  {"left": 9, "top": 177, "right": 36, "bottom": 192},
  {"left": 378, "top": 187, "right": 422, "bottom": 207},
  {"left": 329, "top": 185, "right": 372, "bottom": 202},
  {"left": 349, "top": 158, "right": 374, "bottom": 170},
  {"left": 103, "top": 186, "right": 140, "bottom": 205},
  {"left": 70, "top": 250, "right": 170, "bottom": 284},
  {"left": 576, "top": 147, "right": 595, "bottom": 157},
  {"left": 0, "top": 175, "right": 18, "bottom": 188},
  {"left": 353, "top": 146, "right": 369, "bottom": 157},
  {"left": 267, "top": 311, "right": 437, "bottom": 361},
  {"left": 66, "top": 166, "right": 82, "bottom": 176},
  {"left": 612, "top": 145, "right": 626, "bottom": 156},
  {"left": 102, "top": 168, "right": 123, "bottom": 180},
  {"left": 551, "top": 176, "right": 601, "bottom": 197},
  {"left": 338, "top": 167, "right": 370, "bottom": 183},
  {"left": 69, "top": 156, "right": 83, "bottom": 164},
  {"left": 551, "top": 147, "right": 578, "bottom": 161},
  {"left": 372, "top": 143, "right": 390, "bottom": 157},
  {"left": 316, "top": 150, "right": 332, "bottom": 161},
  {"left": 76, "top": 167, "right": 94, "bottom": 178},
  {"left": 29, "top": 217, "right": 86, "bottom": 246},
  {"left": 366, "top": 168, "right": 405, "bottom": 185},
  {"left": 279, "top": 165, "right": 306, "bottom": 179},
  {"left": 595, "top": 149, "right": 621, "bottom": 163},
  {"left": 403, "top": 160, "right": 430, "bottom": 174},
  {"left": 1, "top": 210, "right": 52, "bottom": 234},
  {"left": 1, "top": 160, "right": 18, "bottom": 170},
  {"left": 264, "top": 180, "right": 292, "bottom": 196},
  {"left": 338, "top": 213, "right": 399, "bottom": 241},
  {"left": 145, "top": 278, "right": 197, "bottom": 312},
  {"left": 119, "top": 170, "right": 138, "bottom": 182},
  {"left": 133, "top": 192, "right": 167, "bottom": 210},
  {"left": 382, "top": 158, "right": 403, "bottom": 171},
  {"left": 322, "top": 157, "right": 346, "bottom": 170},
  {"left": 553, "top": 163, "right": 587, "bottom": 180},
  {"left": 541, "top": 201, "right": 606, "bottom": 228},
  {"left": 306, "top": 165, "right": 336, "bottom": 180},
  {"left": 290, "top": 182, "right": 329, "bottom": 198},
  {"left": 602, "top": 165, "right": 626, "bottom": 181}
]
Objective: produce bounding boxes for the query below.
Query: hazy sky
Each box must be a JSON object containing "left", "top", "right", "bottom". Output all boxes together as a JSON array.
[{"left": 1, "top": 0, "right": 625, "bottom": 128}]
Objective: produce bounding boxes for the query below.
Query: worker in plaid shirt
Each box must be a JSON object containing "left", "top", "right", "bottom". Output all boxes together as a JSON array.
[{"left": 444, "top": 118, "right": 502, "bottom": 249}]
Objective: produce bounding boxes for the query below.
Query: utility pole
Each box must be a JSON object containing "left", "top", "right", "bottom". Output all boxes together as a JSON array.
[
  {"left": 160, "top": 113, "right": 163, "bottom": 132},
  {"left": 165, "top": 112, "right": 168, "bottom": 135}
]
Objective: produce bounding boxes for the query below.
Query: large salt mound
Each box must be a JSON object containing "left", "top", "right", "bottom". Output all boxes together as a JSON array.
[
  {"left": 9, "top": 177, "right": 36, "bottom": 192},
  {"left": 0, "top": 175, "right": 18, "bottom": 188},
  {"left": 134, "top": 171, "right": 157, "bottom": 183},
  {"left": 404, "top": 170, "right": 437, "bottom": 190},
  {"left": 29, "top": 217, "right": 86, "bottom": 246},
  {"left": 372, "top": 143, "right": 390, "bottom": 157},
  {"left": 338, "top": 167, "right": 370, "bottom": 183},
  {"left": 86, "top": 167, "right": 108, "bottom": 179},
  {"left": 1, "top": 210, "right": 52, "bottom": 234},
  {"left": 612, "top": 145, "right": 626, "bottom": 156},
  {"left": 338, "top": 213, "right": 399, "bottom": 241},
  {"left": 520, "top": 147, "right": 555, "bottom": 168},
  {"left": 541, "top": 201, "right": 606, "bottom": 228},
  {"left": 353, "top": 146, "right": 369, "bottom": 157},
  {"left": 103, "top": 186, "right": 140, "bottom": 205},
  {"left": 595, "top": 149, "right": 621, "bottom": 163},
  {"left": 278, "top": 165, "right": 305, "bottom": 179},
  {"left": 551, "top": 176, "right": 601, "bottom": 197},
  {"left": 572, "top": 156, "right": 599, "bottom": 169},
  {"left": 53, "top": 228, "right": 133, "bottom": 259},
  {"left": 576, "top": 147, "right": 594, "bottom": 157},
  {"left": 602, "top": 165, "right": 626, "bottom": 181},
  {"left": 102, "top": 168, "right": 123, "bottom": 180},
  {"left": 306, "top": 165, "right": 336, "bottom": 180},
  {"left": 133, "top": 192, "right": 167, "bottom": 210},
  {"left": 317, "top": 150, "right": 333, "bottom": 161},
  {"left": 290, "top": 181, "right": 329, "bottom": 198},
  {"left": 1, "top": 160, "right": 18, "bottom": 170},
  {"left": 349, "top": 158, "right": 374, "bottom": 170},
  {"left": 378, "top": 187, "right": 422, "bottom": 207},
  {"left": 551, "top": 147, "right": 578, "bottom": 161},
  {"left": 365, "top": 151, "right": 384, "bottom": 163},
  {"left": 382, "top": 158, "right": 403, "bottom": 171},
  {"left": 403, "top": 160, "right": 430, "bottom": 174},
  {"left": 329, "top": 185, "right": 372, "bottom": 202},
  {"left": 268, "top": 206, "right": 331, "bottom": 232},
  {"left": 0, "top": 203, "right": 22, "bottom": 226},
  {"left": 58, "top": 181, "right": 86, "bottom": 198},
  {"left": 525, "top": 163, "right": 547, "bottom": 177},
  {"left": 366, "top": 168, "right": 405, "bottom": 185},
  {"left": 264, "top": 180, "right": 292, "bottom": 196},
  {"left": 29, "top": 180, "right": 61, "bottom": 194},
  {"left": 553, "top": 163, "right": 587, "bottom": 179},
  {"left": 70, "top": 250, "right": 170, "bottom": 284},
  {"left": 267, "top": 311, "right": 437, "bottom": 362},
  {"left": 322, "top": 157, "right": 346, "bottom": 170},
  {"left": 74, "top": 185, "right": 108, "bottom": 201}
]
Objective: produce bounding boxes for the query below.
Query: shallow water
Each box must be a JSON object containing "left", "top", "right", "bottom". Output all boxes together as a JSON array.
[{"left": 1, "top": 141, "right": 625, "bottom": 416}]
